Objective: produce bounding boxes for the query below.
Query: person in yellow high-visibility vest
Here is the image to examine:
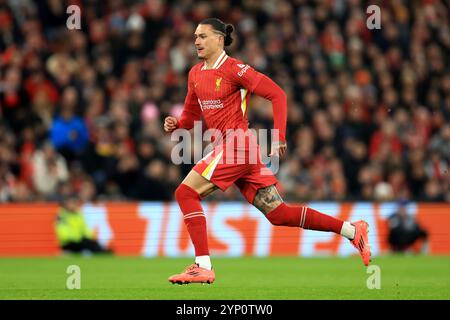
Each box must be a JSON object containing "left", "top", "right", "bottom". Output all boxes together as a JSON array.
[{"left": 55, "top": 193, "right": 111, "bottom": 254}]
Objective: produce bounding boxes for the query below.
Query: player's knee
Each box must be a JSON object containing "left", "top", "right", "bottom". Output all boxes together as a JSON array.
[
  {"left": 175, "top": 184, "right": 200, "bottom": 203},
  {"left": 174, "top": 185, "right": 187, "bottom": 203}
]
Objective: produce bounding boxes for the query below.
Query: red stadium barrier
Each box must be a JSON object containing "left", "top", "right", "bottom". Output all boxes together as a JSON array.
[{"left": 0, "top": 202, "right": 449, "bottom": 257}]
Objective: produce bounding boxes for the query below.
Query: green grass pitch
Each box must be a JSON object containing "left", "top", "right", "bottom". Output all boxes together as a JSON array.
[{"left": 0, "top": 256, "right": 449, "bottom": 299}]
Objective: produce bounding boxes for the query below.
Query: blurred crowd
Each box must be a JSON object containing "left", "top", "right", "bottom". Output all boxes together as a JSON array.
[{"left": 0, "top": 0, "right": 449, "bottom": 203}]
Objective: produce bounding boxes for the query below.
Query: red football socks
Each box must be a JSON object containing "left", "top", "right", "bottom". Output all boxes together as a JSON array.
[
  {"left": 176, "top": 183, "right": 345, "bottom": 257},
  {"left": 266, "top": 202, "right": 344, "bottom": 233},
  {"left": 175, "top": 184, "right": 209, "bottom": 256}
]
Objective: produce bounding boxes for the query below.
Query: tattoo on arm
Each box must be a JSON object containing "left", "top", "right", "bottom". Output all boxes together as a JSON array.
[{"left": 253, "top": 185, "right": 283, "bottom": 215}]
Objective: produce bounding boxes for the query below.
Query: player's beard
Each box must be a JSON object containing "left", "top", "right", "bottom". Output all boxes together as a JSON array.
[{"left": 196, "top": 47, "right": 208, "bottom": 60}]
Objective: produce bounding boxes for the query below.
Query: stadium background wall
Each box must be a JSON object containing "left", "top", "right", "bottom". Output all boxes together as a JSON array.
[{"left": 0, "top": 202, "right": 449, "bottom": 257}]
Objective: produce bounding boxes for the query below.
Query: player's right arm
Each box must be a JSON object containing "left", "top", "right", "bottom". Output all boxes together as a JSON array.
[{"left": 164, "top": 69, "right": 202, "bottom": 133}]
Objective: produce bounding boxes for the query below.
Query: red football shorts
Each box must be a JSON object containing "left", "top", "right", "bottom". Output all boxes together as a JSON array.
[{"left": 192, "top": 131, "right": 278, "bottom": 204}]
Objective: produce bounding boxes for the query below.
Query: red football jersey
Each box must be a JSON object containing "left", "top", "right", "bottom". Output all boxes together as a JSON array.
[{"left": 178, "top": 51, "right": 262, "bottom": 137}]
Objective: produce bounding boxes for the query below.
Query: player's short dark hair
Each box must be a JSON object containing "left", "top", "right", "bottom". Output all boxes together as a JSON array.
[{"left": 199, "top": 18, "right": 234, "bottom": 46}]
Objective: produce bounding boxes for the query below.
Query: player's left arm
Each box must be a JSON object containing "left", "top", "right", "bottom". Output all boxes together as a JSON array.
[
  {"left": 252, "top": 74, "right": 287, "bottom": 157},
  {"left": 230, "top": 63, "right": 287, "bottom": 157}
]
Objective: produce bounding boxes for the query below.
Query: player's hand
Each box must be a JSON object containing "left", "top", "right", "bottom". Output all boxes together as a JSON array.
[
  {"left": 269, "top": 141, "right": 287, "bottom": 158},
  {"left": 164, "top": 116, "right": 178, "bottom": 133}
]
